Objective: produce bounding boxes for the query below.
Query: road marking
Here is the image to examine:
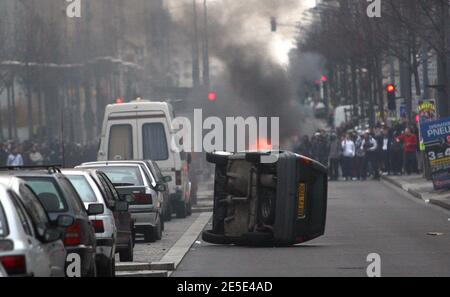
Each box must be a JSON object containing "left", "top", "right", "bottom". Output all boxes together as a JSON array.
[{"left": 160, "top": 212, "right": 212, "bottom": 276}]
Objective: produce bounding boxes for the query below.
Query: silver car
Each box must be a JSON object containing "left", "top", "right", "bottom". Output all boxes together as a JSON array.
[
  {"left": 77, "top": 163, "right": 162, "bottom": 243},
  {"left": 0, "top": 180, "right": 72, "bottom": 277}
]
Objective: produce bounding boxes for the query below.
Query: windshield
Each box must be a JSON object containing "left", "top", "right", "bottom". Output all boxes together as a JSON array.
[
  {"left": 0, "top": 202, "right": 8, "bottom": 237},
  {"left": 88, "top": 167, "right": 144, "bottom": 186},
  {"left": 66, "top": 175, "right": 98, "bottom": 203},
  {"left": 21, "top": 178, "right": 68, "bottom": 213}
]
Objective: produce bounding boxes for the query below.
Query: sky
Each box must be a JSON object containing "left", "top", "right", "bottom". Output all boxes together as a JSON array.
[{"left": 166, "top": 0, "right": 316, "bottom": 66}]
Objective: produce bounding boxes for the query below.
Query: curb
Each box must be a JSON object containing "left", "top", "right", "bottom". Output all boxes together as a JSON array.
[
  {"left": 116, "top": 270, "right": 169, "bottom": 277},
  {"left": 160, "top": 212, "right": 212, "bottom": 276},
  {"left": 381, "top": 176, "right": 450, "bottom": 211},
  {"left": 114, "top": 213, "right": 212, "bottom": 277}
]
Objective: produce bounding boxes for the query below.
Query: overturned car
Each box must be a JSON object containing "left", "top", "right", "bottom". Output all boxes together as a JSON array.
[{"left": 202, "top": 151, "right": 328, "bottom": 246}]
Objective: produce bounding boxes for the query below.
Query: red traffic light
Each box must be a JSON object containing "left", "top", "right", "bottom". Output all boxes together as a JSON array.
[
  {"left": 208, "top": 92, "right": 217, "bottom": 102},
  {"left": 386, "top": 84, "right": 396, "bottom": 93},
  {"left": 320, "top": 75, "right": 327, "bottom": 82},
  {"left": 115, "top": 98, "right": 124, "bottom": 104}
]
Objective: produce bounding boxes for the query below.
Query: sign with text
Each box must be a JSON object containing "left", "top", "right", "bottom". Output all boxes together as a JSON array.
[
  {"left": 420, "top": 117, "right": 450, "bottom": 190},
  {"left": 417, "top": 99, "right": 437, "bottom": 151}
]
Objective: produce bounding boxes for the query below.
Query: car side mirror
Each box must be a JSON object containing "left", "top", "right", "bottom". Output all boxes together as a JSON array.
[
  {"left": 56, "top": 215, "right": 75, "bottom": 228},
  {"left": 155, "top": 183, "right": 167, "bottom": 192},
  {"left": 163, "top": 176, "right": 172, "bottom": 183},
  {"left": 87, "top": 203, "right": 104, "bottom": 216},
  {"left": 43, "top": 228, "right": 62, "bottom": 243},
  {"left": 115, "top": 201, "right": 129, "bottom": 212}
]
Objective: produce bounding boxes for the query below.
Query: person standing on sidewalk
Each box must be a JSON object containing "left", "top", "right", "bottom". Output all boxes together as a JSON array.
[
  {"left": 328, "top": 134, "right": 342, "bottom": 181},
  {"left": 396, "top": 128, "right": 418, "bottom": 175},
  {"left": 341, "top": 133, "right": 355, "bottom": 181}
]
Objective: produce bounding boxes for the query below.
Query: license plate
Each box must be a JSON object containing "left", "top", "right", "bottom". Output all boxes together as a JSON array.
[{"left": 297, "top": 183, "right": 306, "bottom": 218}]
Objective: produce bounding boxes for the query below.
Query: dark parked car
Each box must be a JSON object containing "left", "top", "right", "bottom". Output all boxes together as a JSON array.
[
  {"left": 0, "top": 167, "right": 100, "bottom": 277},
  {"left": 62, "top": 169, "right": 134, "bottom": 276},
  {"left": 83, "top": 161, "right": 172, "bottom": 222}
]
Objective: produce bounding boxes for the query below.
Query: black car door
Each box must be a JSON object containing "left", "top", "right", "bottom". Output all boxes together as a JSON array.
[{"left": 97, "top": 172, "right": 133, "bottom": 245}]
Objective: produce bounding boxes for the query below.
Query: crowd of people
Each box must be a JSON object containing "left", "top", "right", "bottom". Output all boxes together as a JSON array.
[
  {"left": 0, "top": 139, "right": 99, "bottom": 168},
  {"left": 293, "top": 121, "right": 421, "bottom": 181}
]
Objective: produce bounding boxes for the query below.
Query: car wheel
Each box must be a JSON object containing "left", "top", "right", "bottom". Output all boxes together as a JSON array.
[
  {"left": 176, "top": 201, "right": 187, "bottom": 219},
  {"left": 97, "top": 257, "right": 115, "bottom": 277},
  {"left": 119, "top": 236, "right": 134, "bottom": 262},
  {"left": 153, "top": 216, "right": 162, "bottom": 241},
  {"left": 165, "top": 202, "right": 173, "bottom": 221},
  {"left": 87, "top": 260, "right": 97, "bottom": 277},
  {"left": 186, "top": 201, "right": 192, "bottom": 216},
  {"left": 202, "top": 230, "right": 233, "bottom": 245},
  {"left": 144, "top": 226, "right": 155, "bottom": 242}
]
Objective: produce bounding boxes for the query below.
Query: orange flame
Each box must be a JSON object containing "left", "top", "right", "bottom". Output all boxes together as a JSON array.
[{"left": 249, "top": 138, "right": 273, "bottom": 151}]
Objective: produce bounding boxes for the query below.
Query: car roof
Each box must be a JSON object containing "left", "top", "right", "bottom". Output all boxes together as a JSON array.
[
  {"left": 0, "top": 176, "right": 25, "bottom": 190},
  {"left": 81, "top": 161, "right": 147, "bottom": 166},
  {"left": 79, "top": 162, "right": 142, "bottom": 167},
  {"left": 61, "top": 169, "right": 95, "bottom": 176},
  {"left": 0, "top": 170, "right": 60, "bottom": 177}
]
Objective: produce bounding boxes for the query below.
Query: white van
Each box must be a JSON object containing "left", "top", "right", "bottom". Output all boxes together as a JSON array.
[{"left": 97, "top": 99, "right": 192, "bottom": 218}]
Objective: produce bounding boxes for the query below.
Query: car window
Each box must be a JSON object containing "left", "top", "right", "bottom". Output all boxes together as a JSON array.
[
  {"left": 22, "top": 177, "right": 68, "bottom": 213},
  {"left": 66, "top": 175, "right": 98, "bottom": 203},
  {"left": 142, "top": 123, "right": 169, "bottom": 161},
  {"left": 91, "top": 166, "right": 144, "bottom": 186},
  {"left": 96, "top": 173, "right": 115, "bottom": 205},
  {"left": 151, "top": 161, "right": 165, "bottom": 181},
  {"left": 141, "top": 166, "right": 156, "bottom": 186},
  {"left": 18, "top": 185, "right": 50, "bottom": 238},
  {"left": 9, "top": 191, "right": 33, "bottom": 237},
  {"left": 98, "top": 173, "right": 121, "bottom": 201},
  {"left": 108, "top": 124, "right": 133, "bottom": 160},
  {"left": 0, "top": 202, "right": 8, "bottom": 237},
  {"left": 57, "top": 177, "right": 85, "bottom": 214}
]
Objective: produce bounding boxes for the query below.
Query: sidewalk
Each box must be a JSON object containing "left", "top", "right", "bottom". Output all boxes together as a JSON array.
[{"left": 381, "top": 174, "right": 450, "bottom": 211}]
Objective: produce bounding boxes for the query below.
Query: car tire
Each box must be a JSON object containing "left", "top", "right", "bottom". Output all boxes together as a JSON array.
[
  {"left": 144, "top": 226, "right": 154, "bottom": 242},
  {"left": 161, "top": 215, "right": 165, "bottom": 232},
  {"left": 119, "top": 236, "right": 134, "bottom": 262},
  {"left": 98, "top": 257, "right": 115, "bottom": 277},
  {"left": 165, "top": 203, "right": 172, "bottom": 221},
  {"left": 186, "top": 201, "right": 192, "bottom": 216},
  {"left": 153, "top": 216, "right": 163, "bottom": 241},
  {"left": 87, "top": 260, "right": 97, "bottom": 277},
  {"left": 202, "top": 230, "right": 233, "bottom": 245},
  {"left": 176, "top": 202, "right": 187, "bottom": 219},
  {"left": 237, "top": 232, "right": 274, "bottom": 247}
]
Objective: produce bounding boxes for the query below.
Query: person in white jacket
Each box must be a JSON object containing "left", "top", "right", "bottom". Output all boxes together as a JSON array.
[{"left": 341, "top": 134, "right": 355, "bottom": 181}]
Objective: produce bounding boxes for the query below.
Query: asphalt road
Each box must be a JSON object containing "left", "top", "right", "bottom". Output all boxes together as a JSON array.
[{"left": 173, "top": 180, "right": 450, "bottom": 277}]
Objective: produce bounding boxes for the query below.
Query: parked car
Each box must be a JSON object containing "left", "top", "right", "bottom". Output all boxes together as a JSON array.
[
  {"left": 97, "top": 100, "right": 192, "bottom": 219},
  {"left": 0, "top": 167, "right": 100, "bottom": 277},
  {"left": 0, "top": 180, "right": 70, "bottom": 277},
  {"left": 76, "top": 163, "right": 162, "bottom": 242},
  {"left": 82, "top": 160, "right": 172, "bottom": 222},
  {"left": 62, "top": 169, "right": 134, "bottom": 276}
]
